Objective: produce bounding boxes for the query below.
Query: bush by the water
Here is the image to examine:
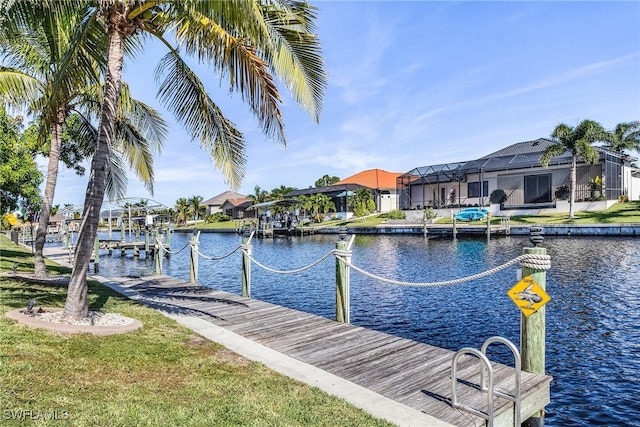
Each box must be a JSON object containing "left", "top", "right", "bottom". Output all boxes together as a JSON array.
[{"left": 385, "top": 209, "right": 406, "bottom": 220}]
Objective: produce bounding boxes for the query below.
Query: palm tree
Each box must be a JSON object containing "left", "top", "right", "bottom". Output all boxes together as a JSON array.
[
  {"left": 540, "top": 120, "right": 610, "bottom": 218},
  {"left": 248, "top": 185, "right": 268, "bottom": 204},
  {"left": 270, "top": 185, "right": 296, "bottom": 200},
  {"left": 0, "top": 3, "right": 167, "bottom": 277},
  {"left": 315, "top": 174, "right": 340, "bottom": 187},
  {"left": 50, "top": 0, "right": 326, "bottom": 318},
  {"left": 188, "top": 195, "right": 205, "bottom": 223},
  {"left": 608, "top": 120, "right": 640, "bottom": 154},
  {"left": 173, "top": 198, "right": 190, "bottom": 225}
]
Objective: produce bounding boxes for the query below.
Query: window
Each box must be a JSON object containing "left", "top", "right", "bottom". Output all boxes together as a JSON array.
[{"left": 468, "top": 181, "right": 488, "bottom": 198}]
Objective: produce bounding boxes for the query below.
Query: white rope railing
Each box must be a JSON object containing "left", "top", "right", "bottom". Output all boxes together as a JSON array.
[
  {"left": 333, "top": 253, "right": 550, "bottom": 288},
  {"left": 244, "top": 249, "right": 337, "bottom": 275},
  {"left": 155, "top": 238, "right": 190, "bottom": 255},
  {"left": 194, "top": 245, "right": 243, "bottom": 261}
]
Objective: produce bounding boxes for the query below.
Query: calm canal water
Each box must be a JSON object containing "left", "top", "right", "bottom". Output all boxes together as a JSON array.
[{"left": 90, "top": 231, "right": 640, "bottom": 426}]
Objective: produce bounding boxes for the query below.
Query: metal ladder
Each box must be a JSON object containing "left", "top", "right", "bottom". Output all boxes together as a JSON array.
[{"left": 451, "top": 336, "right": 521, "bottom": 427}]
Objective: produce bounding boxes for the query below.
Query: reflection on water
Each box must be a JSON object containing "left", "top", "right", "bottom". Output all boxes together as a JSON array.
[{"left": 87, "top": 232, "right": 640, "bottom": 426}]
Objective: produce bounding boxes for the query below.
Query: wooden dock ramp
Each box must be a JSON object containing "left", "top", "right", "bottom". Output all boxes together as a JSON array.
[{"left": 107, "top": 275, "right": 551, "bottom": 426}]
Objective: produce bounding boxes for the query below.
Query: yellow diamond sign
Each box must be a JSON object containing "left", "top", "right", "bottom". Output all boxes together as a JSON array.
[{"left": 508, "top": 276, "right": 550, "bottom": 317}]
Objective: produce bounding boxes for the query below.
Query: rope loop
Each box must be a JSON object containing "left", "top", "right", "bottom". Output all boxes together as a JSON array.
[
  {"left": 246, "top": 249, "right": 336, "bottom": 275},
  {"left": 155, "top": 238, "right": 190, "bottom": 255},
  {"left": 334, "top": 253, "right": 550, "bottom": 288},
  {"left": 195, "top": 245, "right": 243, "bottom": 261}
]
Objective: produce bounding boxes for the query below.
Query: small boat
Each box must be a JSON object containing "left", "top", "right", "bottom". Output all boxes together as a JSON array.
[{"left": 455, "top": 207, "right": 489, "bottom": 221}]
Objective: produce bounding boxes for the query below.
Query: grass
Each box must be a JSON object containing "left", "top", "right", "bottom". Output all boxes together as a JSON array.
[
  {"left": 0, "top": 236, "right": 392, "bottom": 427},
  {"left": 434, "top": 201, "right": 640, "bottom": 226}
]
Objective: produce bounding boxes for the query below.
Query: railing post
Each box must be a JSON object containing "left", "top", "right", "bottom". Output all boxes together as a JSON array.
[
  {"left": 189, "top": 230, "right": 200, "bottom": 284},
  {"left": 335, "top": 231, "right": 352, "bottom": 323},
  {"left": 522, "top": 227, "right": 547, "bottom": 427},
  {"left": 242, "top": 233, "right": 253, "bottom": 297}
]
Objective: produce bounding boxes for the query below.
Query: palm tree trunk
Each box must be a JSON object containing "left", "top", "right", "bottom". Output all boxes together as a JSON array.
[
  {"left": 64, "top": 24, "right": 124, "bottom": 318},
  {"left": 569, "top": 155, "right": 577, "bottom": 219},
  {"left": 34, "top": 111, "right": 64, "bottom": 277}
]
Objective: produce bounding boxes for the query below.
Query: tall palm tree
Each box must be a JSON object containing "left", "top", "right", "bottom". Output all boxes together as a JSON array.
[
  {"left": 173, "top": 197, "right": 190, "bottom": 225},
  {"left": 188, "top": 195, "right": 205, "bottom": 223},
  {"left": 540, "top": 120, "right": 610, "bottom": 218},
  {"left": 51, "top": 0, "right": 326, "bottom": 318},
  {"left": 0, "top": 3, "right": 167, "bottom": 277},
  {"left": 248, "top": 185, "right": 268, "bottom": 204},
  {"left": 608, "top": 120, "right": 640, "bottom": 154}
]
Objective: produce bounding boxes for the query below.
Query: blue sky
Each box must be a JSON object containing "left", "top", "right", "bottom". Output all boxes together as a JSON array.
[{"left": 50, "top": 1, "right": 640, "bottom": 209}]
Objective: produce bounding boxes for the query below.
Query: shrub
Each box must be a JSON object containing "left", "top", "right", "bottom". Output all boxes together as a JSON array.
[
  {"left": 387, "top": 209, "right": 406, "bottom": 220},
  {"left": 423, "top": 207, "right": 437, "bottom": 220},
  {"left": 555, "top": 185, "right": 570, "bottom": 200},
  {"left": 619, "top": 194, "right": 628, "bottom": 203},
  {"left": 489, "top": 189, "right": 507, "bottom": 204},
  {"left": 205, "top": 213, "right": 230, "bottom": 223}
]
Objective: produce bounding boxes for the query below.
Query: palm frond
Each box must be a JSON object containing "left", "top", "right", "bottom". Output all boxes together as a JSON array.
[
  {"left": 154, "top": 52, "right": 246, "bottom": 189},
  {"left": 113, "top": 116, "right": 155, "bottom": 195},
  {"left": 539, "top": 143, "right": 566, "bottom": 168},
  {"left": 171, "top": 6, "right": 286, "bottom": 145}
]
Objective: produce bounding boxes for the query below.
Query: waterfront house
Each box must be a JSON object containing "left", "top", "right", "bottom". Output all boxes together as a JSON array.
[
  {"left": 334, "top": 169, "right": 402, "bottom": 213},
  {"left": 218, "top": 197, "right": 253, "bottom": 219},
  {"left": 202, "top": 190, "right": 247, "bottom": 215},
  {"left": 286, "top": 168, "right": 402, "bottom": 218},
  {"left": 398, "top": 138, "right": 636, "bottom": 212}
]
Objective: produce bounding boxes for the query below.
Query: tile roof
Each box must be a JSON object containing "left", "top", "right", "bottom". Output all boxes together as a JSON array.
[
  {"left": 335, "top": 169, "right": 402, "bottom": 189},
  {"left": 203, "top": 190, "right": 246, "bottom": 206}
]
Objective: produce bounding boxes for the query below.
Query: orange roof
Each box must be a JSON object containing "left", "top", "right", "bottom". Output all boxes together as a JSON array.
[{"left": 335, "top": 169, "right": 402, "bottom": 189}]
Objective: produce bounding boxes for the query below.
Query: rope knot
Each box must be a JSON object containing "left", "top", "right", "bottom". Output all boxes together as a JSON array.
[{"left": 519, "top": 253, "right": 551, "bottom": 270}]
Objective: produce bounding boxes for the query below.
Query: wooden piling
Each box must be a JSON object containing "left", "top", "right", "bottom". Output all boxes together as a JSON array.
[
  {"left": 242, "top": 236, "right": 252, "bottom": 297},
  {"left": 189, "top": 231, "right": 199, "bottom": 284},
  {"left": 486, "top": 212, "right": 491, "bottom": 240},
  {"left": 335, "top": 240, "right": 351, "bottom": 323},
  {"left": 452, "top": 216, "right": 457, "bottom": 240},
  {"left": 521, "top": 245, "right": 547, "bottom": 427},
  {"left": 154, "top": 241, "right": 162, "bottom": 275}
]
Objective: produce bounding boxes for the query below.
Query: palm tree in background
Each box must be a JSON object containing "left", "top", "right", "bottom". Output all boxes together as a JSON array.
[
  {"left": 173, "top": 198, "right": 190, "bottom": 225},
  {"left": 248, "top": 185, "right": 269, "bottom": 204},
  {"left": 540, "top": 120, "right": 610, "bottom": 218},
  {"left": 0, "top": 3, "right": 167, "bottom": 277},
  {"left": 9, "top": 0, "right": 326, "bottom": 318},
  {"left": 608, "top": 120, "right": 640, "bottom": 154},
  {"left": 188, "top": 195, "right": 205, "bottom": 223}
]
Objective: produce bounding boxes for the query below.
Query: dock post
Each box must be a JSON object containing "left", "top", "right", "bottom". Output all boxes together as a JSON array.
[
  {"left": 120, "top": 221, "right": 125, "bottom": 242},
  {"left": 335, "top": 230, "right": 352, "bottom": 323},
  {"left": 144, "top": 228, "right": 150, "bottom": 253},
  {"left": 242, "top": 234, "right": 252, "bottom": 297},
  {"left": 486, "top": 213, "right": 491, "bottom": 240},
  {"left": 521, "top": 227, "right": 547, "bottom": 427},
  {"left": 93, "top": 235, "right": 99, "bottom": 273},
  {"left": 189, "top": 230, "right": 200, "bottom": 284},
  {"left": 452, "top": 216, "right": 457, "bottom": 240},
  {"left": 64, "top": 224, "right": 70, "bottom": 249},
  {"left": 154, "top": 240, "right": 162, "bottom": 275}
]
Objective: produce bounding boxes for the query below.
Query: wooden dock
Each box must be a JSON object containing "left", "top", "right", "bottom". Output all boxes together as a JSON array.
[{"left": 105, "top": 274, "right": 551, "bottom": 426}]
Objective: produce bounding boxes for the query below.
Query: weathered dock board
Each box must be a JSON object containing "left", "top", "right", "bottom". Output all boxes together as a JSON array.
[{"left": 107, "top": 274, "right": 551, "bottom": 426}]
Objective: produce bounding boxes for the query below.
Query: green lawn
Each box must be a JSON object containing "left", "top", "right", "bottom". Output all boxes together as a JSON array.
[
  {"left": 0, "top": 236, "right": 391, "bottom": 427},
  {"left": 435, "top": 202, "right": 640, "bottom": 226}
]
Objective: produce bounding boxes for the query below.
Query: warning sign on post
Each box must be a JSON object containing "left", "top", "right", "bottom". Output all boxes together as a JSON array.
[{"left": 508, "top": 275, "right": 550, "bottom": 317}]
